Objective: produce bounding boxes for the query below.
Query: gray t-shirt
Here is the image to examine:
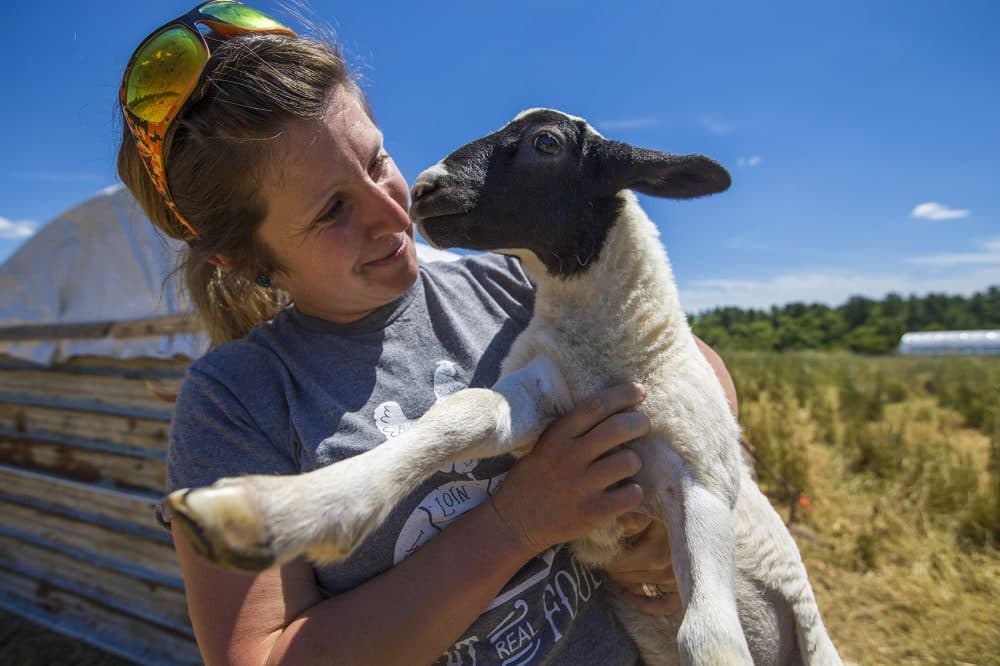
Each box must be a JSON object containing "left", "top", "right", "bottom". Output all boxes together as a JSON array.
[{"left": 159, "top": 253, "right": 638, "bottom": 665}]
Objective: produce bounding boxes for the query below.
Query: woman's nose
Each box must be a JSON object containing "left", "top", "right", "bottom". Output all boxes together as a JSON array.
[{"left": 360, "top": 180, "right": 410, "bottom": 236}]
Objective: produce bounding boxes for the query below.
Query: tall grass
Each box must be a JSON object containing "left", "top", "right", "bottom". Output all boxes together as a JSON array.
[
  {"left": 731, "top": 352, "right": 1000, "bottom": 546},
  {"left": 727, "top": 351, "right": 1000, "bottom": 664}
]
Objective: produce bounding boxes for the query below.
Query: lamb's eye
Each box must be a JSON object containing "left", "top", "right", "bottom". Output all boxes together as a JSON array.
[{"left": 532, "top": 132, "right": 561, "bottom": 155}]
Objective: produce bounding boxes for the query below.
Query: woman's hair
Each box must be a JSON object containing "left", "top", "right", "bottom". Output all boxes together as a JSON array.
[{"left": 117, "top": 33, "right": 369, "bottom": 346}]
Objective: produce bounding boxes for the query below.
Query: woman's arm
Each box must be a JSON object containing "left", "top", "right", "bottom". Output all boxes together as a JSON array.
[
  {"left": 694, "top": 336, "right": 738, "bottom": 419},
  {"left": 177, "top": 382, "right": 650, "bottom": 665},
  {"left": 174, "top": 496, "right": 537, "bottom": 665}
]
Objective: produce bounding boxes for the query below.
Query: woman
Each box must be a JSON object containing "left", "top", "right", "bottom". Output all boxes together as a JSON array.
[{"left": 118, "top": 3, "right": 738, "bottom": 664}]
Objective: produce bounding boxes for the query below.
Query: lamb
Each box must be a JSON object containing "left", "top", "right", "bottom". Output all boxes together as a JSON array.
[{"left": 167, "top": 108, "right": 843, "bottom": 665}]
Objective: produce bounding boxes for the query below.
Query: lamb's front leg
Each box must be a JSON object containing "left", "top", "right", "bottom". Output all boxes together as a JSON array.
[
  {"left": 168, "top": 357, "right": 570, "bottom": 572},
  {"left": 648, "top": 445, "right": 753, "bottom": 666}
]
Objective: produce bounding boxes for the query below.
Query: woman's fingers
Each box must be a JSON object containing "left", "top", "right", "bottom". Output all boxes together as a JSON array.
[
  {"left": 577, "top": 411, "right": 651, "bottom": 461},
  {"left": 605, "top": 519, "right": 678, "bottom": 617},
  {"left": 617, "top": 512, "right": 653, "bottom": 538},
  {"left": 541, "top": 382, "right": 645, "bottom": 443},
  {"left": 605, "top": 519, "right": 672, "bottom": 575},
  {"left": 491, "top": 382, "right": 651, "bottom": 551},
  {"left": 610, "top": 517, "right": 682, "bottom": 617},
  {"left": 586, "top": 481, "right": 643, "bottom": 519},
  {"left": 586, "top": 448, "right": 642, "bottom": 489}
]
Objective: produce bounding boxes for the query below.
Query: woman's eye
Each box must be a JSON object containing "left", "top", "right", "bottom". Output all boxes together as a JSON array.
[
  {"left": 532, "top": 132, "right": 561, "bottom": 155},
  {"left": 319, "top": 200, "right": 343, "bottom": 223},
  {"left": 370, "top": 153, "right": 391, "bottom": 178}
]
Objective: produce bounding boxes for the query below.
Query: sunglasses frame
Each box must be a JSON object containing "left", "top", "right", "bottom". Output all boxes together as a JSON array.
[{"left": 119, "top": 1, "right": 295, "bottom": 240}]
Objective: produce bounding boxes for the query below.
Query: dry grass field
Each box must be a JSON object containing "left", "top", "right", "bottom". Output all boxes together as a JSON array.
[{"left": 729, "top": 351, "right": 1000, "bottom": 665}]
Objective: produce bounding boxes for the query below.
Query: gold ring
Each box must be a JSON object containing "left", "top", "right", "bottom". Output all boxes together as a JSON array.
[{"left": 641, "top": 582, "right": 662, "bottom": 598}]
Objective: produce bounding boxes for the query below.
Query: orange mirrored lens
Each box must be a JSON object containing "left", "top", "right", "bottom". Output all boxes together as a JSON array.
[
  {"left": 125, "top": 26, "right": 207, "bottom": 124},
  {"left": 200, "top": 1, "right": 290, "bottom": 32}
]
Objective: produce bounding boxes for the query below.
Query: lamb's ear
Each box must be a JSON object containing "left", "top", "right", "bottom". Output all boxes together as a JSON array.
[{"left": 602, "top": 141, "right": 731, "bottom": 199}]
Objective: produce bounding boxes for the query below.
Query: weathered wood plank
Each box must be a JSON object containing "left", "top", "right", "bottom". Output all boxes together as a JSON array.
[
  {"left": 0, "top": 530, "right": 189, "bottom": 629},
  {"left": 0, "top": 369, "right": 177, "bottom": 414},
  {"left": 0, "top": 322, "right": 111, "bottom": 342},
  {"left": 0, "top": 402, "right": 170, "bottom": 451},
  {"left": 0, "top": 393, "right": 172, "bottom": 421},
  {"left": 145, "top": 377, "right": 184, "bottom": 403},
  {"left": 0, "top": 353, "right": 192, "bottom": 377},
  {"left": 62, "top": 355, "right": 191, "bottom": 376},
  {"left": 0, "top": 569, "right": 199, "bottom": 665},
  {"left": 0, "top": 465, "right": 162, "bottom": 530},
  {"left": 0, "top": 314, "right": 201, "bottom": 342},
  {"left": 109, "top": 314, "right": 201, "bottom": 339},
  {"left": 0, "top": 499, "right": 179, "bottom": 579},
  {"left": 0, "top": 434, "right": 165, "bottom": 493},
  {"left": 0, "top": 325, "right": 198, "bottom": 663}
]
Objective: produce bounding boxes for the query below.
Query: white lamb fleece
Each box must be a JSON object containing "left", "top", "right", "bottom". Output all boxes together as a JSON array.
[
  {"left": 420, "top": 186, "right": 838, "bottom": 664},
  {"left": 503, "top": 191, "right": 740, "bottom": 508}
]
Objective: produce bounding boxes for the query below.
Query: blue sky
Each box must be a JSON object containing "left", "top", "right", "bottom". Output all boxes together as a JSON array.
[{"left": 3, "top": 0, "right": 998, "bottom": 312}]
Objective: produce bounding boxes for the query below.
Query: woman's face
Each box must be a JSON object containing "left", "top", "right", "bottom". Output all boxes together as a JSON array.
[{"left": 256, "top": 87, "right": 419, "bottom": 323}]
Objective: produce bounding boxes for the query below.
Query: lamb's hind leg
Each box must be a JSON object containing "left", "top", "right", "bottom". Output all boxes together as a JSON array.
[
  {"left": 651, "top": 447, "right": 753, "bottom": 666},
  {"left": 734, "top": 476, "right": 842, "bottom": 665},
  {"left": 168, "top": 357, "right": 570, "bottom": 572}
]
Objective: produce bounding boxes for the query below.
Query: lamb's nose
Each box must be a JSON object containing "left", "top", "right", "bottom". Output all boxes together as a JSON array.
[
  {"left": 411, "top": 163, "right": 450, "bottom": 201},
  {"left": 410, "top": 174, "right": 439, "bottom": 202}
]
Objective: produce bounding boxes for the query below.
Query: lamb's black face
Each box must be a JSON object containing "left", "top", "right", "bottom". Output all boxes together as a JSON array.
[{"left": 410, "top": 109, "right": 731, "bottom": 277}]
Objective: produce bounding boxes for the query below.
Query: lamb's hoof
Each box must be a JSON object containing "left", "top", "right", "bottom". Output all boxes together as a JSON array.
[{"left": 168, "top": 484, "right": 277, "bottom": 572}]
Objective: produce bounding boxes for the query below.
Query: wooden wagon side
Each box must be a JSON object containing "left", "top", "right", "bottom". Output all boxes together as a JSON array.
[{"left": 0, "top": 315, "right": 201, "bottom": 665}]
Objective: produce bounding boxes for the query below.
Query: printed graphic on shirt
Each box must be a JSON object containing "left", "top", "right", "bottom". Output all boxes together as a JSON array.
[
  {"left": 486, "top": 600, "right": 542, "bottom": 666},
  {"left": 376, "top": 360, "right": 606, "bottom": 666},
  {"left": 373, "top": 400, "right": 413, "bottom": 439},
  {"left": 393, "top": 474, "right": 506, "bottom": 563},
  {"left": 378, "top": 360, "right": 501, "bottom": 564},
  {"left": 374, "top": 360, "right": 480, "bottom": 476},
  {"left": 433, "top": 360, "right": 467, "bottom": 400},
  {"left": 434, "top": 547, "right": 606, "bottom": 666}
]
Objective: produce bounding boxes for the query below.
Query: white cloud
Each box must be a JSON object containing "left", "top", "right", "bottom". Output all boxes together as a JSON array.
[
  {"left": 911, "top": 202, "right": 970, "bottom": 221},
  {"left": 596, "top": 116, "right": 659, "bottom": 131},
  {"left": 679, "top": 264, "right": 1000, "bottom": 314},
  {"left": 0, "top": 216, "right": 37, "bottom": 240},
  {"left": 698, "top": 116, "right": 735, "bottom": 135},
  {"left": 737, "top": 155, "right": 762, "bottom": 168},
  {"left": 906, "top": 237, "right": 1000, "bottom": 267}
]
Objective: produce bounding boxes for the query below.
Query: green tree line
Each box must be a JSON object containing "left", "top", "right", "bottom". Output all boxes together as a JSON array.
[{"left": 689, "top": 286, "right": 1000, "bottom": 354}]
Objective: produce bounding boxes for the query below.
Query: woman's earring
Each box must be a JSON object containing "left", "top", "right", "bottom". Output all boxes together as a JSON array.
[{"left": 255, "top": 274, "right": 272, "bottom": 289}]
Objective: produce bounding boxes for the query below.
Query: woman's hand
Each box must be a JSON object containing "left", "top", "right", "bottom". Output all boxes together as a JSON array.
[
  {"left": 490, "top": 382, "right": 650, "bottom": 556},
  {"left": 605, "top": 513, "right": 681, "bottom": 615}
]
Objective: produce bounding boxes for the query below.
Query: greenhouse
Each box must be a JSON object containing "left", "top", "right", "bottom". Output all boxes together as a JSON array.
[{"left": 898, "top": 330, "right": 1000, "bottom": 356}]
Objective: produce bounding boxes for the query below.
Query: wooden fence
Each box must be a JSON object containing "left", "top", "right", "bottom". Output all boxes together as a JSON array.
[{"left": 0, "top": 315, "right": 201, "bottom": 664}]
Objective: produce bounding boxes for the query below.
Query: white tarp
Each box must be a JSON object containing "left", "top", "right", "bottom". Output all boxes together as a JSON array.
[{"left": 0, "top": 184, "right": 457, "bottom": 365}]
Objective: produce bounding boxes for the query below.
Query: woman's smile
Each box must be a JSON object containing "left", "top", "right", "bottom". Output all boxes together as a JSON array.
[{"left": 364, "top": 233, "right": 410, "bottom": 268}]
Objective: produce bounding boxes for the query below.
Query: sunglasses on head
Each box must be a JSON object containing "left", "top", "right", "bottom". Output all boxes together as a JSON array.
[{"left": 119, "top": 1, "right": 296, "bottom": 240}]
